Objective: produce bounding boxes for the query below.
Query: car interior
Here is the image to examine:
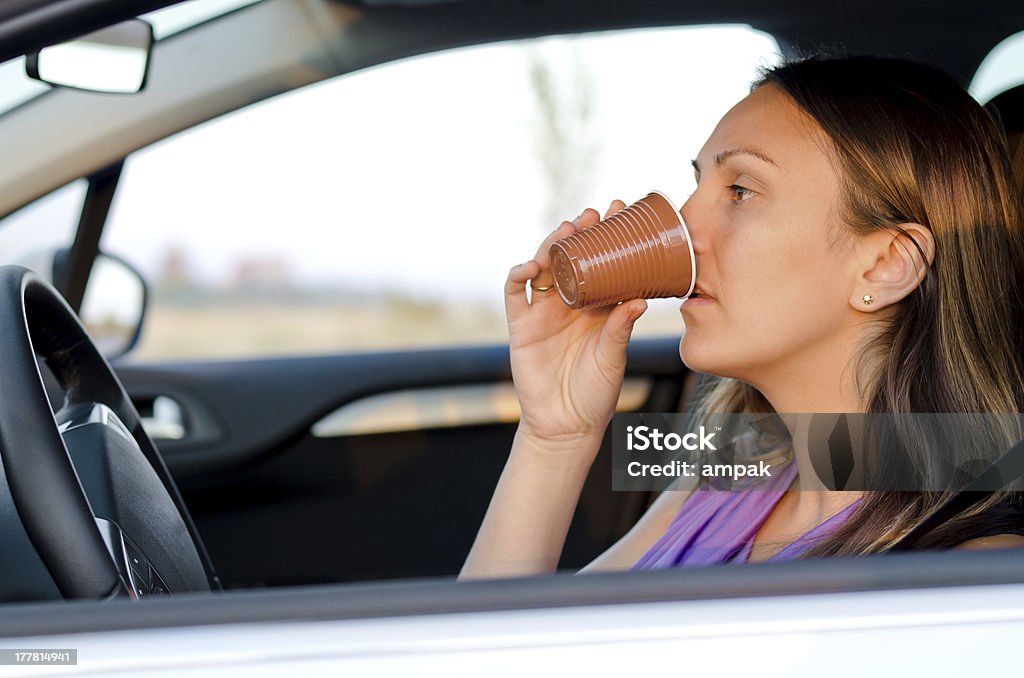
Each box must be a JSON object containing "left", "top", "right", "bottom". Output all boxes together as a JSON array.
[{"left": 0, "top": 0, "right": 1023, "bottom": 638}]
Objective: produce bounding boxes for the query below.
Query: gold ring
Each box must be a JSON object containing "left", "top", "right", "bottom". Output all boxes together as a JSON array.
[{"left": 532, "top": 284, "right": 554, "bottom": 292}]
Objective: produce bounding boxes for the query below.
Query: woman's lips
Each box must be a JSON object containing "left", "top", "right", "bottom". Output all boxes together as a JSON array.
[
  {"left": 692, "top": 284, "right": 713, "bottom": 298},
  {"left": 681, "top": 284, "right": 715, "bottom": 309}
]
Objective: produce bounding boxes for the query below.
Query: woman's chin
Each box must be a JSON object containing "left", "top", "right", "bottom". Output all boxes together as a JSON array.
[
  {"left": 678, "top": 336, "right": 712, "bottom": 372},
  {"left": 679, "top": 337, "right": 739, "bottom": 380}
]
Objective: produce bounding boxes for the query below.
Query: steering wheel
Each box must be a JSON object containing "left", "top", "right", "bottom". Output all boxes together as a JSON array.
[{"left": 0, "top": 266, "right": 217, "bottom": 600}]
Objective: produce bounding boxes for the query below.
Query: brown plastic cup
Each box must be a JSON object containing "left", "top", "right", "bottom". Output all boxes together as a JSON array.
[{"left": 549, "top": 191, "right": 696, "bottom": 309}]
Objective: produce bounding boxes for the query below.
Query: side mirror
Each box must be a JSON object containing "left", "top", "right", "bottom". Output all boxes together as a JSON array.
[
  {"left": 79, "top": 252, "right": 149, "bottom": 359},
  {"left": 25, "top": 19, "right": 154, "bottom": 94},
  {"left": 16, "top": 249, "right": 148, "bottom": 359}
]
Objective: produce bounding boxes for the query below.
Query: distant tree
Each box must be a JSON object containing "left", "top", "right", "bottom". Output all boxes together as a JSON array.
[
  {"left": 157, "top": 245, "right": 194, "bottom": 290},
  {"left": 527, "top": 45, "right": 599, "bottom": 230}
]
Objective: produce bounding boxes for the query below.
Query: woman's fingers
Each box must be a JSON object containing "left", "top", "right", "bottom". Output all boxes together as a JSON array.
[
  {"left": 575, "top": 201, "right": 624, "bottom": 230},
  {"left": 533, "top": 221, "right": 575, "bottom": 264},
  {"left": 505, "top": 260, "right": 539, "bottom": 323},
  {"left": 509, "top": 201, "right": 626, "bottom": 320},
  {"left": 603, "top": 199, "right": 626, "bottom": 219},
  {"left": 528, "top": 220, "right": 575, "bottom": 296},
  {"left": 576, "top": 208, "right": 601, "bottom": 229},
  {"left": 595, "top": 299, "right": 648, "bottom": 369}
]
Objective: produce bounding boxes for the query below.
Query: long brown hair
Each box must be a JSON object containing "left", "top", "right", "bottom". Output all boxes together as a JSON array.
[{"left": 696, "top": 56, "right": 1024, "bottom": 555}]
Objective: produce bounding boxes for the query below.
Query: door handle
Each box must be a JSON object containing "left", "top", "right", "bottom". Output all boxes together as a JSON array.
[{"left": 136, "top": 395, "right": 186, "bottom": 441}]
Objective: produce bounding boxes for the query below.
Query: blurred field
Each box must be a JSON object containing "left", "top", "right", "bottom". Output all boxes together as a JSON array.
[{"left": 128, "top": 297, "right": 686, "bottom": 361}]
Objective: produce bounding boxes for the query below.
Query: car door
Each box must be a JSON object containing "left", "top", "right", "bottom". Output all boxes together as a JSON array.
[
  {"left": 54, "top": 19, "right": 780, "bottom": 589},
  {"left": 3, "top": 549, "right": 1024, "bottom": 674}
]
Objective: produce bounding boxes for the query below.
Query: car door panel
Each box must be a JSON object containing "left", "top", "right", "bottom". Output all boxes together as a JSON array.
[{"left": 112, "top": 336, "right": 687, "bottom": 587}]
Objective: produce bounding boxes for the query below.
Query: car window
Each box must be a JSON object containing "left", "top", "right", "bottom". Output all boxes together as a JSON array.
[
  {"left": 101, "top": 25, "right": 780, "bottom": 361},
  {"left": 0, "top": 180, "right": 86, "bottom": 273},
  {"left": 971, "top": 29, "right": 1024, "bottom": 103}
]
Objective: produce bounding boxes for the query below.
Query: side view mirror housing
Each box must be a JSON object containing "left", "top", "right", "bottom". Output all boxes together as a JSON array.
[
  {"left": 76, "top": 251, "right": 149, "bottom": 359},
  {"left": 25, "top": 19, "right": 154, "bottom": 95},
  {"left": 24, "top": 248, "right": 149, "bottom": 360}
]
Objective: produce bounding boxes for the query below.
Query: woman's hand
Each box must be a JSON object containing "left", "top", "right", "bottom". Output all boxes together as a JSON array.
[
  {"left": 462, "top": 201, "right": 647, "bottom": 579},
  {"left": 505, "top": 201, "right": 648, "bottom": 452}
]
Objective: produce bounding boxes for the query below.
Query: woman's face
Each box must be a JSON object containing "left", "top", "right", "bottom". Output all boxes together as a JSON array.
[{"left": 679, "top": 84, "right": 860, "bottom": 390}]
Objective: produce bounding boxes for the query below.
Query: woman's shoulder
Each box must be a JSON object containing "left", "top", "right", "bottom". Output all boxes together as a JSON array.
[{"left": 954, "top": 534, "right": 1024, "bottom": 550}]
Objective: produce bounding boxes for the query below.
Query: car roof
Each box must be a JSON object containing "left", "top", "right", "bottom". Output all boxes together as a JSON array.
[
  {"left": 0, "top": 0, "right": 1022, "bottom": 217},
  {"left": 4, "top": 0, "right": 1022, "bottom": 75}
]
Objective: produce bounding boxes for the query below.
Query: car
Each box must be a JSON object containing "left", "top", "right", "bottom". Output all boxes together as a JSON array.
[{"left": 0, "top": 0, "right": 1023, "bottom": 674}]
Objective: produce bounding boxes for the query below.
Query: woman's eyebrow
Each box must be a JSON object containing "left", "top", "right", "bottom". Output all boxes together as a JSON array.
[{"left": 691, "top": 148, "right": 778, "bottom": 173}]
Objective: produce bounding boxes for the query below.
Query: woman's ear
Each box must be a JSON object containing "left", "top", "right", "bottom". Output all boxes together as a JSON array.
[{"left": 850, "top": 223, "right": 935, "bottom": 312}]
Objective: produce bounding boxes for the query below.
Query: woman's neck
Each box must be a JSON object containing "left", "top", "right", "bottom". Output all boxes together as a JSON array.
[
  {"left": 740, "top": 323, "right": 876, "bottom": 525},
  {"left": 754, "top": 327, "right": 869, "bottom": 414},
  {"left": 772, "top": 414, "right": 864, "bottom": 524}
]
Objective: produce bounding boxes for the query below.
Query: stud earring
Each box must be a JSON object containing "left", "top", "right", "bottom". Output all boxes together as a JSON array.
[{"left": 862, "top": 294, "right": 875, "bottom": 306}]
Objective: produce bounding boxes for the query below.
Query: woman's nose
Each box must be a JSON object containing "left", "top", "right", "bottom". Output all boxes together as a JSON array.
[{"left": 680, "top": 195, "right": 707, "bottom": 255}]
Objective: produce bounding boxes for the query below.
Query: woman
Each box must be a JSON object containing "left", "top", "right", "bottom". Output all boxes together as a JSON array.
[{"left": 461, "top": 56, "right": 1024, "bottom": 579}]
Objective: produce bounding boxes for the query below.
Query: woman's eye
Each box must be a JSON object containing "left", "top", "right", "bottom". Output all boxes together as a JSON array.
[{"left": 727, "top": 184, "right": 756, "bottom": 202}]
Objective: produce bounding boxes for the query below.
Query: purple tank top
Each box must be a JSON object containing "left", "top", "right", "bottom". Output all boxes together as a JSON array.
[{"left": 633, "top": 460, "right": 860, "bottom": 568}]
